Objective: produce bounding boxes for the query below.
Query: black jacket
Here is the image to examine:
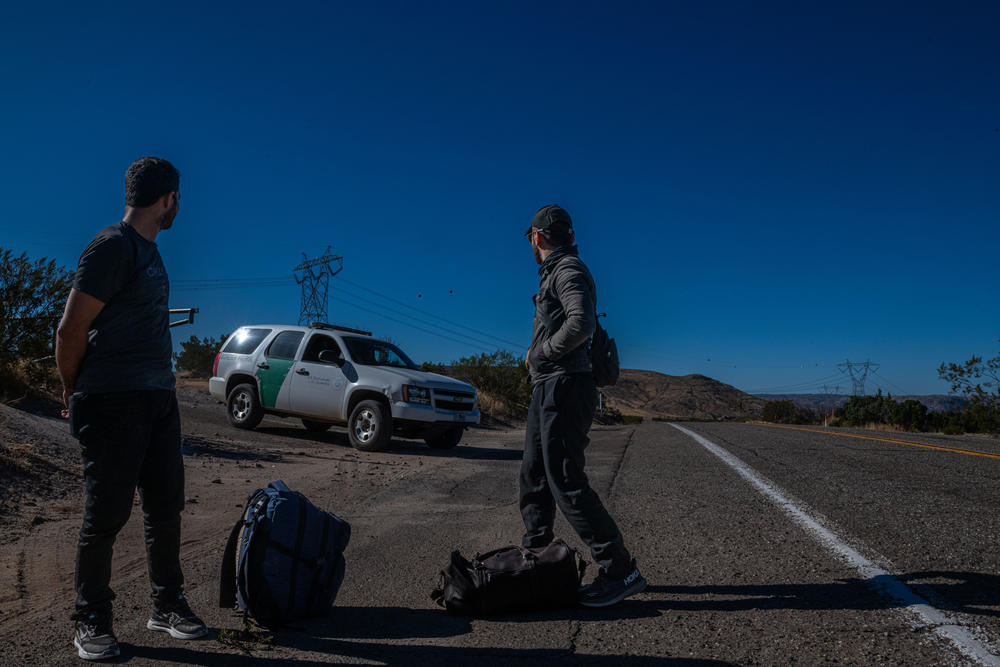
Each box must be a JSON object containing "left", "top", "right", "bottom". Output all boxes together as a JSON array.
[{"left": 527, "top": 246, "right": 596, "bottom": 385}]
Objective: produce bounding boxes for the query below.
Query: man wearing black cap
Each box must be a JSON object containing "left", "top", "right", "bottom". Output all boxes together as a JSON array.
[
  {"left": 57, "top": 157, "right": 207, "bottom": 660},
  {"left": 522, "top": 204, "right": 646, "bottom": 607}
]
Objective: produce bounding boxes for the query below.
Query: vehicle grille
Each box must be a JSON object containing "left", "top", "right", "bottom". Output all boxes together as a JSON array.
[{"left": 434, "top": 390, "right": 475, "bottom": 412}]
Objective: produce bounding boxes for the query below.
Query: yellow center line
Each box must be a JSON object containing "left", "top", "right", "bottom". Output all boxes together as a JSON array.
[{"left": 753, "top": 423, "right": 1000, "bottom": 460}]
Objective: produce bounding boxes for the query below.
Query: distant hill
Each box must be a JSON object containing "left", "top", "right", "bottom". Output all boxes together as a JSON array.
[
  {"left": 601, "top": 369, "right": 766, "bottom": 420},
  {"left": 755, "top": 393, "right": 963, "bottom": 413}
]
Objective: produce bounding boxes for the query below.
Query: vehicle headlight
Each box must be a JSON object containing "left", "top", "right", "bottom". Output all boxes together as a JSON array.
[{"left": 402, "top": 385, "right": 431, "bottom": 405}]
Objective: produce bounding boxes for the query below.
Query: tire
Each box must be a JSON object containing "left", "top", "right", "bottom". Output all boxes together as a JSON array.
[
  {"left": 227, "top": 383, "right": 264, "bottom": 430},
  {"left": 348, "top": 400, "right": 392, "bottom": 452},
  {"left": 301, "top": 419, "right": 332, "bottom": 432},
  {"left": 424, "top": 425, "right": 465, "bottom": 450}
]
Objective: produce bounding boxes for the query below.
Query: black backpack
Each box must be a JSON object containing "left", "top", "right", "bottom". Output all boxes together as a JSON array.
[
  {"left": 431, "top": 540, "right": 586, "bottom": 615},
  {"left": 219, "top": 480, "right": 351, "bottom": 627},
  {"left": 589, "top": 313, "right": 620, "bottom": 387}
]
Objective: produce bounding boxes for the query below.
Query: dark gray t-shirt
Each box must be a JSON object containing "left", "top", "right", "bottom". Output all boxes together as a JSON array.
[{"left": 73, "top": 222, "right": 174, "bottom": 393}]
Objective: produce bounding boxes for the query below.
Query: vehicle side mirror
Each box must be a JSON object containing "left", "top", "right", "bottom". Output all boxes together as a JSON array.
[{"left": 318, "top": 349, "right": 344, "bottom": 366}]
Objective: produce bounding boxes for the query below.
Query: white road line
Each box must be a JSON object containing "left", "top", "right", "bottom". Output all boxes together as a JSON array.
[{"left": 671, "top": 423, "right": 1000, "bottom": 667}]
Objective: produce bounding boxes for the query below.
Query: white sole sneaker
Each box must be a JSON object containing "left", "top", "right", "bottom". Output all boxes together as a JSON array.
[
  {"left": 146, "top": 618, "right": 208, "bottom": 640},
  {"left": 73, "top": 637, "right": 120, "bottom": 661}
]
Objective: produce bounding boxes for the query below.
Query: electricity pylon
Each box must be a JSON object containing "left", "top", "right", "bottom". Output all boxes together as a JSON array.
[
  {"left": 293, "top": 248, "right": 343, "bottom": 325},
  {"left": 837, "top": 360, "right": 879, "bottom": 396}
]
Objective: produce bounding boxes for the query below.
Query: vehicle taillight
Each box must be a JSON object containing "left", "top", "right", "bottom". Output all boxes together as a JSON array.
[{"left": 212, "top": 352, "right": 221, "bottom": 377}]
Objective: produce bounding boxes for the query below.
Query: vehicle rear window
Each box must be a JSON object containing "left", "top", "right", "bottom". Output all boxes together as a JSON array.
[
  {"left": 222, "top": 328, "right": 271, "bottom": 355},
  {"left": 266, "top": 331, "right": 304, "bottom": 360}
]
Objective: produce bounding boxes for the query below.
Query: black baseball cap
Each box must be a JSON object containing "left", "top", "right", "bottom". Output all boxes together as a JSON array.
[{"left": 525, "top": 204, "right": 573, "bottom": 236}]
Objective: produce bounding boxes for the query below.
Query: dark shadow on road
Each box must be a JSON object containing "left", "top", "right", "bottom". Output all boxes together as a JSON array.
[
  {"left": 386, "top": 443, "right": 523, "bottom": 461},
  {"left": 254, "top": 426, "right": 523, "bottom": 461},
  {"left": 181, "top": 435, "right": 283, "bottom": 462},
  {"left": 643, "top": 570, "right": 1000, "bottom": 616},
  {"left": 124, "top": 640, "right": 730, "bottom": 666},
  {"left": 896, "top": 571, "right": 1000, "bottom": 617}
]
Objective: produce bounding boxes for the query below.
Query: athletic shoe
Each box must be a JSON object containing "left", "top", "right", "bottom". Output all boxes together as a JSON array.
[
  {"left": 578, "top": 559, "right": 647, "bottom": 608},
  {"left": 73, "top": 609, "right": 120, "bottom": 661},
  {"left": 146, "top": 595, "right": 208, "bottom": 640}
]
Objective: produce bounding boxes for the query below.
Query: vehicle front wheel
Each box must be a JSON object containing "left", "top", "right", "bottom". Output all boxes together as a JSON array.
[
  {"left": 227, "top": 383, "right": 264, "bottom": 430},
  {"left": 424, "top": 425, "right": 465, "bottom": 450},
  {"left": 301, "top": 419, "right": 332, "bottom": 432},
  {"left": 348, "top": 400, "right": 391, "bottom": 452}
]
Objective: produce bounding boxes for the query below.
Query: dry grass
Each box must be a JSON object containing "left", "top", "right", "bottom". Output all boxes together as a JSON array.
[
  {"left": 0, "top": 441, "right": 39, "bottom": 474},
  {"left": 476, "top": 389, "right": 528, "bottom": 423}
]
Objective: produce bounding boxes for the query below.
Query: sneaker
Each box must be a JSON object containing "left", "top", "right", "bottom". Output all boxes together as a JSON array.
[
  {"left": 73, "top": 610, "right": 120, "bottom": 661},
  {"left": 578, "top": 559, "right": 647, "bottom": 608},
  {"left": 146, "top": 595, "right": 208, "bottom": 640}
]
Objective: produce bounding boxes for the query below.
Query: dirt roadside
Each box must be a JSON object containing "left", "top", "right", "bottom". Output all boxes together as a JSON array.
[{"left": 0, "top": 380, "right": 532, "bottom": 665}]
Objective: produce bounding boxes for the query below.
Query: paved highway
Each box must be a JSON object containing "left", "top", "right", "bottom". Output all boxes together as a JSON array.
[{"left": 4, "top": 409, "right": 1000, "bottom": 665}]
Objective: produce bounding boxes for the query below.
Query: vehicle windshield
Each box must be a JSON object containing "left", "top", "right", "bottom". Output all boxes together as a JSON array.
[{"left": 343, "top": 337, "right": 418, "bottom": 370}]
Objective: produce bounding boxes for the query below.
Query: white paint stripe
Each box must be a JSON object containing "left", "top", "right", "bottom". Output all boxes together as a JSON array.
[{"left": 671, "top": 423, "right": 1000, "bottom": 667}]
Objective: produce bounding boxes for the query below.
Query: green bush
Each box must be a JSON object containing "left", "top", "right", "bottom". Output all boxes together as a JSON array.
[
  {"left": 424, "top": 350, "right": 531, "bottom": 420},
  {"left": 0, "top": 248, "right": 73, "bottom": 368},
  {"left": 173, "top": 334, "right": 229, "bottom": 377},
  {"left": 762, "top": 400, "right": 818, "bottom": 424}
]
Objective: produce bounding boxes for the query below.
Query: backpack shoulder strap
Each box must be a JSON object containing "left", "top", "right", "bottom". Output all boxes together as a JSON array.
[
  {"left": 219, "top": 514, "right": 247, "bottom": 608},
  {"left": 219, "top": 489, "right": 266, "bottom": 608}
]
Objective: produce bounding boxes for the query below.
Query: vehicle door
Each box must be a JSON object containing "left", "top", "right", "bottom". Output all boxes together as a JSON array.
[
  {"left": 255, "top": 330, "right": 304, "bottom": 411},
  {"left": 288, "top": 333, "right": 349, "bottom": 420}
]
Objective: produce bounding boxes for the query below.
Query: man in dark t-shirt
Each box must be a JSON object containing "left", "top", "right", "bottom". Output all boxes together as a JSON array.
[{"left": 56, "top": 157, "right": 207, "bottom": 661}]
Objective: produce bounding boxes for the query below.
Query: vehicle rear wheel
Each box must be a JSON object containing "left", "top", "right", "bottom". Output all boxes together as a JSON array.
[
  {"left": 227, "top": 383, "right": 264, "bottom": 430},
  {"left": 424, "top": 425, "right": 464, "bottom": 450},
  {"left": 348, "top": 400, "right": 391, "bottom": 452},
  {"left": 301, "top": 419, "right": 332, "bottom": 432}
]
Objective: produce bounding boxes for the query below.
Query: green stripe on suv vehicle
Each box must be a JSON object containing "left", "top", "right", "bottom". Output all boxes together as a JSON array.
[{"left": 256, "top": 359, "right": 294, "bottom": 408}]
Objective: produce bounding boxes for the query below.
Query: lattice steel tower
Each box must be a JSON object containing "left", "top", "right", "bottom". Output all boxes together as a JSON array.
[
  {"left": 293, "top": 248, "right": 343, "bottom": 325},
  {"left": 837, "top": 360, "right": 879, "bottom": 396}
]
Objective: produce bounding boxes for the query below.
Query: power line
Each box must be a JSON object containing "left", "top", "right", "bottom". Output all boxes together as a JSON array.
[
  {"left": 169, "top": 272, "right": 526, "bottom": 352},
  {"left": 871, "top": 369, "right": 909, "bottom": 395},
  {"left": 335, "top": 276, "right": 524, "bottom": 350},
  {"left": 746, "top": 373, "right": 845, "bottom": 394},
  {"left": 328, "top": 284, "right": 515, "bottom": 352},
  {"left": 327, "top": 294, "right": 496, "bottom": 353}
]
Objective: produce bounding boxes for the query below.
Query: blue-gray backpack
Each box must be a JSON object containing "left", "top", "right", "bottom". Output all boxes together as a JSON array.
[{"left": 219, "top": 480, "right": 350, "bottom": 627}]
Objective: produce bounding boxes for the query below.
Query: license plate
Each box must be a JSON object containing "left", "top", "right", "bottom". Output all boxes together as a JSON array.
[{"left": 456, "top": 413, "right": 467, "bottom": 421}]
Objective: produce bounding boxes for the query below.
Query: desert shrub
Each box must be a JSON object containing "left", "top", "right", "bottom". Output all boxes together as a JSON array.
[
  {"left": 762, "top": 400, "right": 818, "bottom": 424},
  {"left": 835, "top": 392, "right": 894, "bottom": 427},
  {"left": 173, "top": 334, "right": 229, "bottom": 377},
  {"left": 0, "top": 248, "right": 73, "bottom": 369},
  {"left": 425, "top": 350, "right": 531, "bottom": 420}
]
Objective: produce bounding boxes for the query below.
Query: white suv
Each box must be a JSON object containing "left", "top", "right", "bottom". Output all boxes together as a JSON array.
[{"left": 209, "top": 322, "right": 480, "bottom": 452}]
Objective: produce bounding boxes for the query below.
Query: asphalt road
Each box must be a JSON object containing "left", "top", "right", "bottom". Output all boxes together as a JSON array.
[{"left": 3, "top": 399, "right": 1000, "bottom": 665}]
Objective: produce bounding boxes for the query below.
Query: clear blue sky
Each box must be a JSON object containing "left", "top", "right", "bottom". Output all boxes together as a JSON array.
[{"left": 2, "top": 1, "right": 997, "bottom": 396}]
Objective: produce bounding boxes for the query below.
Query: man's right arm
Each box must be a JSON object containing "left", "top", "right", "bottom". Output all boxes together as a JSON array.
[{"left": 56, "top": 288, "right": 106, "bottom": 409}]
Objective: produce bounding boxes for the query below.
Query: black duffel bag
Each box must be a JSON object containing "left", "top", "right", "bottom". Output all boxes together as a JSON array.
[{"left": 431, "top": 539, "right": 586, "bottom": 615}]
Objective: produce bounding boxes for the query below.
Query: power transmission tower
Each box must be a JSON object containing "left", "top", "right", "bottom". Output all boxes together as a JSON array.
[
  {"left": 837, "top": 360, "right": 879, "bottom": 396},
  {"left": 293, "top": 248, "right": 343, "bottom": 325}
]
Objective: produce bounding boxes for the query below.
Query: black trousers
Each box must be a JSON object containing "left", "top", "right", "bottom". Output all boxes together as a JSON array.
[
  {"left": 68, "top": 390, "right": 186, "bottom": 616},
  {"left": 519, "top": 373, "right": 632, "bottom": 578}
]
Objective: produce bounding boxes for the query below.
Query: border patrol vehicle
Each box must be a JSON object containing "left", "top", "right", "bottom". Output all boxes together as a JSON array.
[{"left": 209, "top": 323, "right": 479, "bottom": 452}]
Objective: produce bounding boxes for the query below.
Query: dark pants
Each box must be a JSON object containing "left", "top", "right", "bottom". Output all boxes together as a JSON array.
[
  {"left": 519, "top": 373, "right": 632, "bottom": 578},
  {"left": 69, "top": 390, "right": 186, "bottom": 617}
]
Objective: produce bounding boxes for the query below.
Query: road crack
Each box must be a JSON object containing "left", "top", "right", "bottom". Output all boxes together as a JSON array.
[
  {"left": 567, "top": 619, "right": 581, "bottom": 654},
  {"left": 607, "top": 428, "right": 636, "bottom": 502}
]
